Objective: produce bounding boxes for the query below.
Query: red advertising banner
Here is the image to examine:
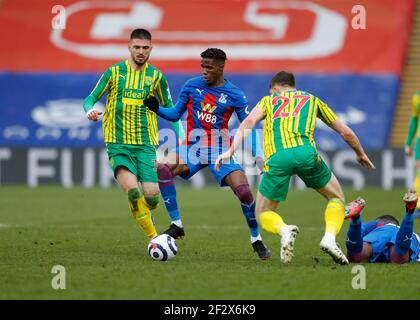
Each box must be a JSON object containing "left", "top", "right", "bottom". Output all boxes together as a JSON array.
[{"left": 0, "top": 0, "right": 414, "bottom": 73}]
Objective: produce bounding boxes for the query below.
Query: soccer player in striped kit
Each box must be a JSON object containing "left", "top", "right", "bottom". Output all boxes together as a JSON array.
[
  {"left": 143, "top": 48, "right": 272, "bottom": 260},
  {"left": 215, "top": 71, "right": 375, "bottom": 265},
  {"left": 405, "top": 91, "right": 420, "bottom": 218},
  {"left": 83, "top": 29, "right": 184, "bottom": 240}
]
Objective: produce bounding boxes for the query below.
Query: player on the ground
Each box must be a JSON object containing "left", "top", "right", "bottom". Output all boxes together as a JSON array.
[
  {"left": 83, "top": 29, "right": 184, "bottom": 240},
  {"left": 215, "top": 71, "right": 375, "bottom": 265},
  {"left": 404, "top": 91, "right": 420, "bottom": 218},
  {"left": 344, "top": 190, "right": 420, "bottom": 263},
  {"left": 143, "top": 48, "right": 271, "bottom": 260}
]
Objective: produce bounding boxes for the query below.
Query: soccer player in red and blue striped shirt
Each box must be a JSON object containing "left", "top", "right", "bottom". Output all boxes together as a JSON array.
[{"left": 144, "top": 48, "right": 271, "bottom": 259}]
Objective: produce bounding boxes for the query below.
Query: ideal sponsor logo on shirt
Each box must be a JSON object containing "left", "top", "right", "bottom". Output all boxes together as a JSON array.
[{"left": 122, "top": 89, "right": 146, "bottom": 105}]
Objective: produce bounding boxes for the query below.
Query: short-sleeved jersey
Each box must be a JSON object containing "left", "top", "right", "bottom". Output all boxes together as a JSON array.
[
  {"left": 256, "top": 90, "right": 336, "bottom": 160},
  {"left": 411, "top": 91, "right": 420, "bottom": 137},
  {"left": 84, "top": 60, "right": 172, "bottom": 146},
  {"left": 177, "top": 77, "right": 249, "bottom": 146}
]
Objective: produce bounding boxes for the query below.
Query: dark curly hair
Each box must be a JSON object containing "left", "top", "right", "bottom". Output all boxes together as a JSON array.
[{"left": 200, "top": 48, "right": 227, "bottom": 62}]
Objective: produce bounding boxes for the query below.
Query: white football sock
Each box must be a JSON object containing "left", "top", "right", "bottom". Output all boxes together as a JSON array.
[
  {"left": 322, "top": 232, "right": 336, "bottom": 243},
  {"left": 172, "top": 220, "right": 183, "bottom": 228}
]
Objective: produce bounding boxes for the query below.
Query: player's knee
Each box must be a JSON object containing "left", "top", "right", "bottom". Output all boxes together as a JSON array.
[
  {"left": 234, "top": 184, "right": 254, "bottom": 205},
  {"left": 157, "top": 163, "right": 174, "bottom": 181},
  {"left": 127, "top": 187, "right": 141, "bottom": 203},
  {"left": 145, "top": 194, "right": 160, "bottom": 209}
]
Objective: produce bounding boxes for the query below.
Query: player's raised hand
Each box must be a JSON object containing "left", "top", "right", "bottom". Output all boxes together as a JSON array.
[
  {"left": 405, "top": 145, "right": 413, "bottom": 157},
  {"left": 86, "top": 108, "right": 103, "bottom": 122},
  {"left": 214, "top": 151, "right": 232, "bottom": 171},
  {"left": 143, "top": 96, "right": 159, "bottom": 112},
  {"left": 357, "top": 153, "right": 375, "bottom": 170}
]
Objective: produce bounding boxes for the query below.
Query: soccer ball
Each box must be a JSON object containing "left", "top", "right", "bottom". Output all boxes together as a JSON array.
[{"left": 147, "top": 234, "right": 177, "bottom": 261}]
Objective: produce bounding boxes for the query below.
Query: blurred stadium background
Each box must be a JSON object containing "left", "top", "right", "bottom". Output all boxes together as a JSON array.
[
  {"left": 0, "top": 0, "right": 418, "bottom": 189},
  {"left": 1, "top": 0, "right": 420, "bottom": 300}
]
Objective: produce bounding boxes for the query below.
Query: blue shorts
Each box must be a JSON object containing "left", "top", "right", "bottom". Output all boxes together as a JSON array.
[
  {"left": 175, "top": 144, "right": 243, "bottom": 187},
  {"left": 363, "top": 224, "right": 420, "bottom": 262}
]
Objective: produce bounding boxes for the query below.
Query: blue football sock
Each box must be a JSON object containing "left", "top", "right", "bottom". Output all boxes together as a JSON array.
[
  {"left": 240, "top": 200, "right": 260, "bottom": 238},
  {"left": 346, "top": 216, "right": 363, "bottom": 255},
  {"left": 159, "top": 183, "right": 180, "bottom": 223},
  {"left": 394, "top": 212, "right": 414, "bottom": 255}
]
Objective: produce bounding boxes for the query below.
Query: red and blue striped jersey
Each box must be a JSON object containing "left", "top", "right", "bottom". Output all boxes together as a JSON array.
[{"left": 176, "top": 76, "right": 249, "bottom": 147}]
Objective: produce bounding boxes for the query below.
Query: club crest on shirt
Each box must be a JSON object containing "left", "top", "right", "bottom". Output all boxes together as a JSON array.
[
  {"left": 145, "top": 76, "right": 154, "bottom": 86},
  {"left": 218, "top": 93, "right": 227, "bottom": 104}
]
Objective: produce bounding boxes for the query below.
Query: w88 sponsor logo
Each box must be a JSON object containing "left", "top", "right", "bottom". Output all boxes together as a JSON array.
[{"left": 197, "top": 111, "right": 217, "bottom": 124}]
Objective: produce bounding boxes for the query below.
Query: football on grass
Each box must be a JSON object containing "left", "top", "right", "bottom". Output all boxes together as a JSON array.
[{"left": 148, "top": 234, "right": 177, "bottom": 261}]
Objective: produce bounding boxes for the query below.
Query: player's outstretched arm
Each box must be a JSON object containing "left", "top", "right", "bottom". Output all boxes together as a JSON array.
[
  {"left": 330, "top": 118, "right": 375, "bottom": 169},
  {"left": 215, "top": 106, "right": 264, "bottom": 171},
  {"left": 235, "top": 103, "right": 265, "bottom": 171},
  {"left": 144, "top": 96, "right": 185, "bottom": 122}
]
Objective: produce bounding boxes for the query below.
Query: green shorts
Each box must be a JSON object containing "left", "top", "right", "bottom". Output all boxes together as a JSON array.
[
  {"left": 259, "top": 145, "right": 332, "bottom": 201},
  {"left": 415, "top": 137, "right": 420, "bottom": 160},
  {"left": 106, "top": 143, "right": 158, "bottom": 183}
]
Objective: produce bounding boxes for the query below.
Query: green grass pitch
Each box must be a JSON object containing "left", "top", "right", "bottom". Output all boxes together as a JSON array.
[{"left": 0, "top": 185, "right": 419, "bottom": 299}]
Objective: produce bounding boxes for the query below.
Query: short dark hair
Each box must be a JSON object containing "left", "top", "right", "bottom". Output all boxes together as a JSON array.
[
  {"left": 200, "top": 48, "right": 227, "bottom": 62},
  {"left": 130, "top": 29, "right": 152, "bottom": 41},
  {"left": 270, "top": 71, "right": 295, "bottom": 89},
  {"left": 376, "top": 214, "right": 399, "bottom": 226}
]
